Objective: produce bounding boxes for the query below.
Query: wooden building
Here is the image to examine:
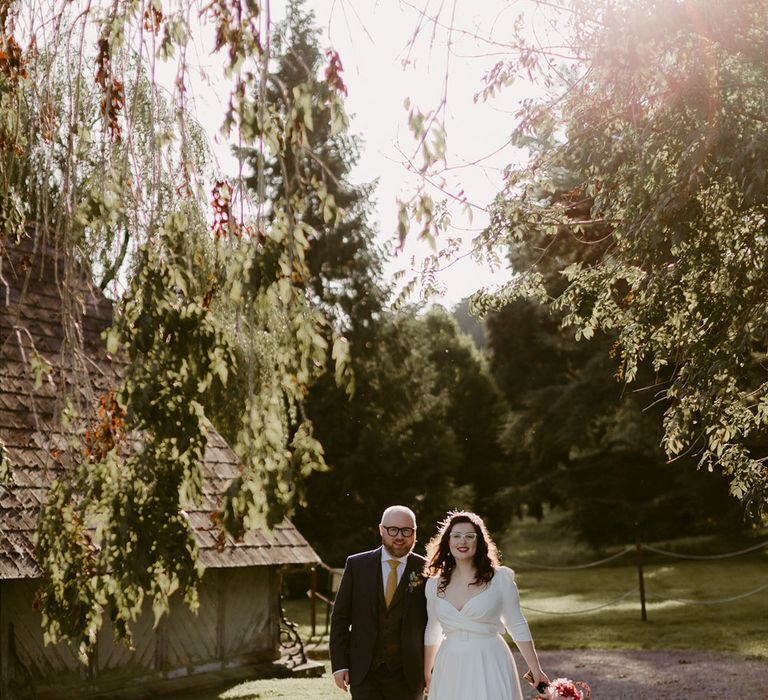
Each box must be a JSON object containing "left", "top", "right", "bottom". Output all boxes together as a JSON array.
[{"left": 0, "top": 240, "right": 320, "bottom": 699}]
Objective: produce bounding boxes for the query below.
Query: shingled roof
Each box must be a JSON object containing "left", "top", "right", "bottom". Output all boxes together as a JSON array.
[{"left": 0, "top": 236, "right": 319, "bottom": 580}]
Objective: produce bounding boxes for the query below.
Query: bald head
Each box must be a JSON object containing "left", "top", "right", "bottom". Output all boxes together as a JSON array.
[{"left": 381, "top": 505, "right": 416, "bottom": 527}]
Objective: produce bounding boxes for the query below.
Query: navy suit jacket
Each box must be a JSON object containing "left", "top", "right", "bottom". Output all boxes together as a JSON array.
[{"left": 330, "top": 547, "right": 427, "bottom": 690}]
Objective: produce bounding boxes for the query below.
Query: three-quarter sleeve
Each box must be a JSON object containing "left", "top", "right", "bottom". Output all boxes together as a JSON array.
[
  {"left": 424, "top": 577, "right": 444, "bottom": 645},
  {"left": 498, "top": 566, "right": 533, "bottom": 643}
]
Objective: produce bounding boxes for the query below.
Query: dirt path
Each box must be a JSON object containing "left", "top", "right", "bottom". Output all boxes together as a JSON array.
[{"left": 524, "top": 650, "right": 767, "bottom": 699}]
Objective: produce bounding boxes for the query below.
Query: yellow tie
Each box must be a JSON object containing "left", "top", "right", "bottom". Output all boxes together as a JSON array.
[{"left": 385, "top": 560, "right": 399, "bottom": 607}]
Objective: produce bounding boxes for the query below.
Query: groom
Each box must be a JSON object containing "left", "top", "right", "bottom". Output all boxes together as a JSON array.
[{"left": 330, "top": 505, "right": 427, "bottom": 699}]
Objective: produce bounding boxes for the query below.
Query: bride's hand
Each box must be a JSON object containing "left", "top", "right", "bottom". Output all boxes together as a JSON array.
[{"left": 533, "top": 669, "right": 550, "bottom": 688}]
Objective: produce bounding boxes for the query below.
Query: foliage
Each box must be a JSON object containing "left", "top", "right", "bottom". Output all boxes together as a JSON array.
[
  {"left": 483, "top": 172, "right": 743, "bottom": 544},
  {"left": 487, "top": 299, "right": 744, "bottom": 546},
  {"left": 295, "top": 310, "right": 466, "bottom": 564},
  {"left": 451, "top": 0, "right": 768, "bottom": 515},
  {"left": 452, "top": 297, "right": 488, "bottom": 349},
  {"left": 238, "top": 0, "right": 384, "bottom": 333},
  {"left": 210, "top": 224, "right": 338, "bottom": 537},
  {"left": 211, "top": 0, "right": 384, "bottom": 461},
  {"left": 1, "top": 0, "right": 351, "bottom": 657},
  {"left": 422, "top": 308, "right": 508, "bottom": 531},
  {"left": 0, "top": 435, "right": 11, "bottom": 484},
  {"left": 37, "top": 215, "right": 228, "bottom": 655}
]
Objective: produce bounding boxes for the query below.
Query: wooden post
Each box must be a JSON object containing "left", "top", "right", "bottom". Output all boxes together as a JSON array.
[
  {"left": 155, "top": 616, "right": 167, "bottom": 672},
  {"left": 635, "top": 533, "right": 647, "bottom": 622},
  {"left": 309, "top": 566, "right": 317, "bottom": 638},
  {"left": 0, "top": 584, "right": 9, "bottom": 700},
  {"left": 87, "top": 636, "right": 97, "bottom": 683},
  {"left": 216, "top": 570, "right": 226, "bottom": 660}
]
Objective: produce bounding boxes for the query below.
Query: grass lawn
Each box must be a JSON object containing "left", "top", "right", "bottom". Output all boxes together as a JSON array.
[
  {"left": 500, "top": 510, "right": 768, "bottom": 659},
  {"left": 202, "top": 667, "right": 339, "bottom": 700},
  {"left": 515, "top": 557, "right": 768, "bottom": 659},
  {"left": 181, "top": 665, "right": 340, "bottom": 700},
  {"left": 187, "top": 520, "right": 768, "bottom": 699}
]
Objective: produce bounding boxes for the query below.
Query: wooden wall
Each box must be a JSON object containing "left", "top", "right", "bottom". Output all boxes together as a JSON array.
[
  {"left": 0, "top": 566, "right": 279, "bottom": 699},
  {"left": 0, "top": 578, "right": 82, "bottom": 698}
]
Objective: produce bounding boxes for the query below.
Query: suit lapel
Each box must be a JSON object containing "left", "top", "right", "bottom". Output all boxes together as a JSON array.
[
  {"left": 367, "top": 547, "right": 383, "bottom": 614},
  {"left": 401, "top": 553, "right": 419, "bottom": 614}
]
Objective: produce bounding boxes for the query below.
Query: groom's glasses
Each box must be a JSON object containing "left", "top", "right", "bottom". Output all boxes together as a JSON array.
[{"left": 383, "top": 526, "right": 415, "bottom": 537}]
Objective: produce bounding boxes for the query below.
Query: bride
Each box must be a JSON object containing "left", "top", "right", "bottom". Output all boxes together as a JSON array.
[{"left": 423, "top": 511, "right": 549, "bottom": 699}]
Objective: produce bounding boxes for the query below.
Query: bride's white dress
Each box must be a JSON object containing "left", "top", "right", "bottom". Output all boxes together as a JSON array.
[{"left": 425, "top": 566, "right": 532, "bottom": 700}]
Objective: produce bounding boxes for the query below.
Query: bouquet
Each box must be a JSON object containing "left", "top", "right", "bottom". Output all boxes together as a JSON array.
[{"left": 535, "top": 678, "right": 591, "bottom": 700}]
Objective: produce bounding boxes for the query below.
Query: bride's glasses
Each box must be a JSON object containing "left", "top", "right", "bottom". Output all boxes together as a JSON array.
[
  {"left": 449, "top": 532, "right": 478, "bottom": 542},
  {"left": 383, "top": 526, "right": 415, "bottom": 537}
]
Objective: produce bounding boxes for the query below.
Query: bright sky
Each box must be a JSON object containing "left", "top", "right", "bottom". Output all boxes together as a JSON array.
[
  {"left": 296, "top": 0, "right": 540, "bottom": 306},
  {"left": 292, "top": 0, "right": 523, "bottom": 306},
  {"left": 192, "top": 1, "right": 550, "bottom": 306}
]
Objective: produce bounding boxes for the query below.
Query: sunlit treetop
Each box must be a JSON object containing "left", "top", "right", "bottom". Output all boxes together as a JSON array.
[{"left": 401, "top": 0, "right": 768, "bottom": 515}]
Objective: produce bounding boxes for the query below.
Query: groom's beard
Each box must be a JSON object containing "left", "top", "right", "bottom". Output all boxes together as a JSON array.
[{"left": 383, "top": 541, "right": 414, "bottom": 558}]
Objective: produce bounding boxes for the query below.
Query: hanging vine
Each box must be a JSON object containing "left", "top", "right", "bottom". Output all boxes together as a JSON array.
[{"left": 1, "top": 0, "right": 352, "bottom": 657}]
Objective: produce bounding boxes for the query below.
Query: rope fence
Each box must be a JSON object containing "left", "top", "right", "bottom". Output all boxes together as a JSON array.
[
  {"left": 510, "top": 537, "right": 768, "bottom": 621},
  {"left": 508, "top": 546, "right": 634, "bottom": 570},
  {"left": 643, "top": 540, "right": 768, "bottom": 560},
  {"left": 304, "top": 538, "right": 767, "bottom": 631},
  {"left": 646, "top": 582, "right": 768, "bottom": 607},
  {"left": 521, "top": 587, "right": 639, "bottom": 615}
]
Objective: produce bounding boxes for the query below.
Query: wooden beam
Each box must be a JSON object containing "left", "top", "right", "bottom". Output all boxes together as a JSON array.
[
  {"left": 0, "top": 583, "right": 9, "bottom": 698},
  {"left": 155, "top": 616, "right": 167, "bottom": 672},
  {"left": 216, "top": 571, "right": 225, "bottom": 660}
]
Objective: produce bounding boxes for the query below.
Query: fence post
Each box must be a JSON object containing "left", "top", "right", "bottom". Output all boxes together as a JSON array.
[
  {"left": 635, "top": 534, "right": 647, "bottom": 622},
  {"left": 310, "top": 566, "right": 317, "bottom": 637}
]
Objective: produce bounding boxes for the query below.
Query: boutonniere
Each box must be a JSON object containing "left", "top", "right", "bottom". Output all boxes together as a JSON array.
[{"left": 407, "top": 570, "right": 425, "bottom": 592}]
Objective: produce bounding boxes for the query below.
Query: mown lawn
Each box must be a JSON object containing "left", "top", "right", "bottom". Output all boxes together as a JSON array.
[
  {"left": 204, "top": 668, "right": 339, "bottom": 700},
  {"left": 516, "top": 557, "right": 768, "bottom": 658},
  {"left": 501, "top": 512, "right": 768, "bottom": 659},
  {"left": 187, "top": 524, "right": 768, "bottom": 699}
]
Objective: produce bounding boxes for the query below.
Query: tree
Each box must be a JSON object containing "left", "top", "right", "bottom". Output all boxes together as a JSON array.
[
  {"left": 477, "top": 122, "right": 746, "bottom": 544},
  {"left": 487, "top": 299, "right": 744, "bottom": 546},
  {"left": 1, "top": 0, "right": 351, "bottom": 656},
  {"left": 296, "top": 310, "right": 466, "bottom": 563},
  {"left": 452, "top": 298, "right": 488, "bottom": 349},
  {"left": 455, "top": 0, "right": 768, "bottom": 516},
  {"left": 422, "top": 308, "right": 508, "bottom": 531},
  {"left": 239, "top": 0, "right": 385, "bottom": 336},
  {"left": 238, "top": 4, "right": 510, "bottom": 558}
]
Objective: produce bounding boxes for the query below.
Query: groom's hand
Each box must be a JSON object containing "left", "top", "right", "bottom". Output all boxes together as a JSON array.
[{"left": 333, "top": 669, "right": 350, "bottom": 692}]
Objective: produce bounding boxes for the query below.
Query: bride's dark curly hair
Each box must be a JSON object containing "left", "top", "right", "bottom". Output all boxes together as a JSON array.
[{"left": 424, "top": 511, "right": 501, "bottom": 595}]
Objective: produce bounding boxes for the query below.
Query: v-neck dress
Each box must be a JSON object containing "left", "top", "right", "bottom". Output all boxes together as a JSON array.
[{"left": 424, "top": 566, "right": 532, "bottom": 700}]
